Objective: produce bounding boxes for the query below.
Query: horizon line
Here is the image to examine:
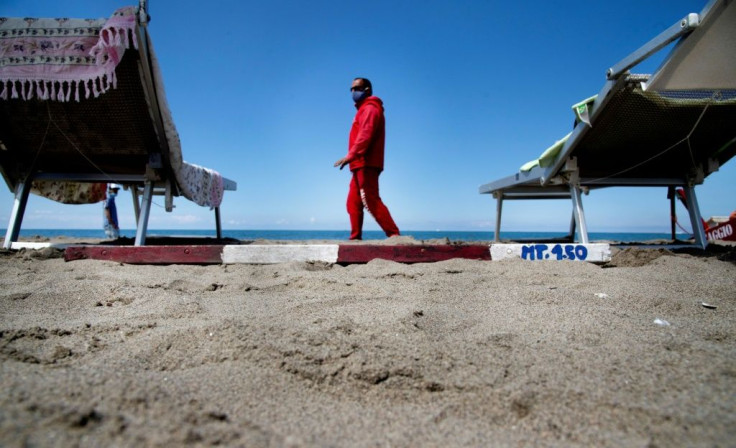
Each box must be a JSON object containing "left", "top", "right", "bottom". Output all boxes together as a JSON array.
[{"left": 6, "top": 228, "right": 690, "bottom": 234}]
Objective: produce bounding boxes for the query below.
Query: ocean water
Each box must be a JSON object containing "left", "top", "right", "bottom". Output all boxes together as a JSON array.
[{"left": 7, "top": 229, "right": 690, "bottom": 243}]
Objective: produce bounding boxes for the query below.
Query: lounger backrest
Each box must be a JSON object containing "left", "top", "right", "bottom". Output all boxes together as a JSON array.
[
  {"left": 647, "top": 0, "right": 736, "bottom": 92},
  {"left": 0, "top": 47, "right": 165, "bottom": 185}
]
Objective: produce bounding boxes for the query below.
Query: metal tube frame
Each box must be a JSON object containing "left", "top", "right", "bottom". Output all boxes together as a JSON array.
[
  {"left": 131, "top": 186, "right": 141, "bottom": 224},
  {"left": 494, "top": 194, "right": 503, "bottom": 242},
  {"left": 484, "top": 8, "right": 717, "bottom": 248},
  {"left": 215, "top": 207, "right": 222, "bottom": 239},
  {"left": 683, "top": 184, "right": 707, "bottom": 249},
  {"left": 134, "top": 181, "right": 155, "bottom": 246},
  {"left": 3, "top": 177, "right": 33, "bottom": 249},
  {"left": 569, "top": 175, "right": 589, "bottom": 244}
]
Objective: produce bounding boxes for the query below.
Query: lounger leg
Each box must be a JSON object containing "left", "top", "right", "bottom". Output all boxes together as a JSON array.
[
  {"left": 131, "top": 186, "right": 141, "bottom": 224},
  {"left": 165, "top": 181, "right": 174, "bottom": 212},
  {"left": 215, "top": 207, "right": 222, "bottom": 239},
  {"left": 3, "top": 179, "right": 32, "bottom": 249},
  {"left": 683, "top": 184, "right": 707, "bottom": 249},
  {"left": 570, "top": 183, "right": 589, "bottom": 244},
  {"left": 494, "top": 194, "right": 503, "bottom": 242},
  {"left": 667, "top": 186, "right": 676, "bottom": 241},
  {"left": 134, "top": 181, "right": 154, "bottom": 246},
  {"left": 567, "top": 211, "right": 577, "bottom": 242}
]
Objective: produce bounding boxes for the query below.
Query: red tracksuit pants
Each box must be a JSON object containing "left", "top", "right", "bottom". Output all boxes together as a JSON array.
[{"left": 347, "top": 167, "right": 400, "bottom": 240}]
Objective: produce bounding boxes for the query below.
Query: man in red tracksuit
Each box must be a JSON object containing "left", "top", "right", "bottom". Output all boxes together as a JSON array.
[{"left": 334, "top": 77, "right": 400, "bottom": 240}]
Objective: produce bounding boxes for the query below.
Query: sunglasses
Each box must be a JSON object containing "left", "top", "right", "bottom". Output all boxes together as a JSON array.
[{"left": 350, "top": 85, "right": 367, "bottom": 92}]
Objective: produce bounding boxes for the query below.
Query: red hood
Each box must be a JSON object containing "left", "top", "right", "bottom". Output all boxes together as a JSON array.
[{"left": 355, "top": 96, "right": 383, "bottom": 111}]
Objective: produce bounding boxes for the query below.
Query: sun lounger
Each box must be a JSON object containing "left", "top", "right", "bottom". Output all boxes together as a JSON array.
[
  {"left": 0, "top": 1, "right": 237, "bottom": 247},
  {"left": 478, "top": 0, "right": 736, "bottom": 249}
]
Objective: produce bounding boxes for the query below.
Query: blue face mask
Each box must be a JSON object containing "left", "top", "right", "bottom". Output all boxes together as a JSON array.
[
  {"left": 352, "top": 89, "right": 368, "bottom": 103},
  {"left": 108, "top": 192, "right": 117, "bottom": 198}
]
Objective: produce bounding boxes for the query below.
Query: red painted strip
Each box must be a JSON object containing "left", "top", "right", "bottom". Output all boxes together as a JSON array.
[
  {"left": 336, "top": 245, "right": 491, "bottom": 264},
  {"left": 64, "top": 244, "right": 491, "bottom": 265},
  {"left": 64, "top": 245, "right": 225, "bottom": 264}
]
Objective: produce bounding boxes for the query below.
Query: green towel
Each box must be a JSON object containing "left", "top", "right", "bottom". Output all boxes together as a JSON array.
[
  {"left": 519, "top": 95, "right": 597, "bottom": 172},
  {"left": 572, "top": 95, "right": 597, "bottom": 124},
  {"left": 520, "top": 133, "right": 572, "bottom": 172}
]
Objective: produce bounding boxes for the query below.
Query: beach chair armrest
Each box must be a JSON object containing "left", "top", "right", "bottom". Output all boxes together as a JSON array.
[{"left": 223, "top": 177, "right": 237, "bottom": 191}]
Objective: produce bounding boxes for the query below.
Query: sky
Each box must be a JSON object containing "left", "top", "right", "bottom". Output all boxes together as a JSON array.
[{"left": 1, "top": 0, "right": 733, "bottom": 234}]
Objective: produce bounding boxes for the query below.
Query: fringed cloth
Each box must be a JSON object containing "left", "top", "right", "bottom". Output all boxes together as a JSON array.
[
  {"left": 0, "top": 7, "right": 225, "bottom": 208},
  {"left": 0, "top": 7, "right": 136, "bottom": 102}
]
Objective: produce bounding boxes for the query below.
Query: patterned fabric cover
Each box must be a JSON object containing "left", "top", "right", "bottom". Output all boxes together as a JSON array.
[
  {"left": 0, "top": 7, "right": 225, "bottom": 208},
  {"left": 30, "top": 181, "right": 107, "bottom": 204}
]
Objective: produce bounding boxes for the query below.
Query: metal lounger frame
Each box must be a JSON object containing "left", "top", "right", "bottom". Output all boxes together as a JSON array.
[
  {"left": 1, "top": 0, "right": 236, "bottom": 247},
  {"left": 478, "top": 0, "right": 734, "bottom": 248}
]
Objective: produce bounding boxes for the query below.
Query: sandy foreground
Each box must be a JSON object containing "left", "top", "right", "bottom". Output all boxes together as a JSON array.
[{"left": 0, "top": 240, "right": 734, "bottom": 447}]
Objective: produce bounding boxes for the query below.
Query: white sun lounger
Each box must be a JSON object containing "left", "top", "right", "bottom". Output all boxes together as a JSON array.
[
  {"left": 0, "top": 1, "right": 237, "bottom": 247},
  {"left": 479, "top": 0, "right": 736, "bottom": 249}
]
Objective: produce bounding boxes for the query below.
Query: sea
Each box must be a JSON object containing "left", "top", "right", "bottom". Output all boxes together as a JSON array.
[{"left": 6, "top": 229, "right": 690, "bottom": 243}]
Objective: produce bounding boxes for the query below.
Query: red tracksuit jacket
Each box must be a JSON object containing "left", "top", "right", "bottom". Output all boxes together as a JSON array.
[{"left": 346, "top": 96, "right": 385, "bottom": 172}]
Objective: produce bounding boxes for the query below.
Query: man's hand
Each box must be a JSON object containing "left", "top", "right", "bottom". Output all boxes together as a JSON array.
[{"left": 334, "top": 157, "right": 350, "bottom": 170}]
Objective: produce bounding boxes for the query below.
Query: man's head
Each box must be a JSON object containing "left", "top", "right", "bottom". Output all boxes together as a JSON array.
[
  {"left": 351, "top": 77, "right": 372, "bottom": 103},
  {"left": 108, "top": 183, "right": 121, "bottom": 193}
]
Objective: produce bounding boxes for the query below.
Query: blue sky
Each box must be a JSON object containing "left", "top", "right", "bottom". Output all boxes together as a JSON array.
[{"left": 2, "top": 0, "right": 733, "bottom": 234}]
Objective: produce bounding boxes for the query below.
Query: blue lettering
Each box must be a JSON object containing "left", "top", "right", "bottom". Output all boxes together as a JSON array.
[
  {"left": 575, "top": 245, "right": 588, "bottom": 260},
  {"left": 535, "top": 244, "right": 548, "bottom": 260},
  {"left": 521, "top": 245, "right": 535, "bottom": 260},
  {"left": 551, "top": 244, "right": 563, "bottom": 260},
  {"left": 519, "top": 244, "right": 589, "bottom": 261}
]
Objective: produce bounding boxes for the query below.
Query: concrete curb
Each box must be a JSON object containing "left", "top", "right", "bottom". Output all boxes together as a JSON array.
[
  {"left": 63, "top": 244, "right": 494, "bottom": 264},
  {"left": 14, "top": 242, "right": 612, "bottom": 264}
]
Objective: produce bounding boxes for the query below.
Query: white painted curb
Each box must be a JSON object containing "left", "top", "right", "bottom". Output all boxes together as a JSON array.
[
  {"left": 222, "top": 244, "right": 339, "bottom": 264},
  {"left": 10, "top": 242, "right": 70, "bottom": 250}
]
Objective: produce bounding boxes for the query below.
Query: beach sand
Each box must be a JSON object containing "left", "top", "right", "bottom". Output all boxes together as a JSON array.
[{"left": 0, "top": 242, "right": 734, "bottom": 447}]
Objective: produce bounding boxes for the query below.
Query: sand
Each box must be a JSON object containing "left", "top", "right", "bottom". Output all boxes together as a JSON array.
[{"left": 0, "top": 242, "right": 734, "bottom": 447}]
